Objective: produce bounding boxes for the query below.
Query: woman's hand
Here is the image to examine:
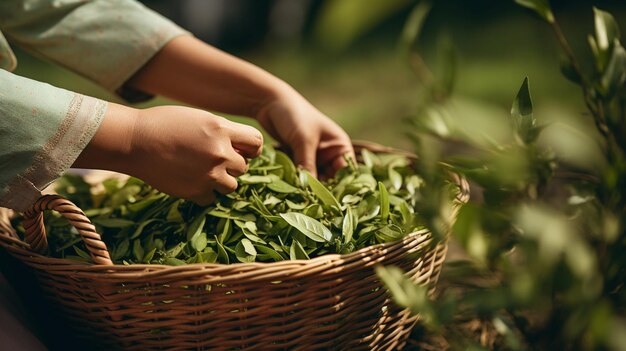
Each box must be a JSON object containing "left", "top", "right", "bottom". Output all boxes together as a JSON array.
[
  {"left": 255, "top": 90, "right": 355, "bottom": 178},
  {"left": 74, "top": 104, "right": 263, "bottom": 205}
]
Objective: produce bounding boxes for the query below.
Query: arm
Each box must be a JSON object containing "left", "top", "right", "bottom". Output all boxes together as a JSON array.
[
  {"left": 126, "top": 36, "right": 355, "bottom": 177},
  {"left": 0, "top": 69, "right": 262, "bottom": 210},
  {"left": 1, "top": 0, "right": 353, "bottom": 177},
  {"left": 0, "top": 0, "right": 188, "bottom": 93}
]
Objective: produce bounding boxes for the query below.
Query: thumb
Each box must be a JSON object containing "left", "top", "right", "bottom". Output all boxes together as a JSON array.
[{"left": 293, "top": 141, "right": 318, "bottom": 178}]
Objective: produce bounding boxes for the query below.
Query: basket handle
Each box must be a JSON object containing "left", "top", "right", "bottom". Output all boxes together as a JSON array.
[{"left": 23, "top": 195, "right": 113, "bottom": 266}]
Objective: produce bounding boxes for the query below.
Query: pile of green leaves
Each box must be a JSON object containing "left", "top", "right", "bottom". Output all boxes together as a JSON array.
[{"left": 17, "top": 146, "right": 434, "bottom": 265}]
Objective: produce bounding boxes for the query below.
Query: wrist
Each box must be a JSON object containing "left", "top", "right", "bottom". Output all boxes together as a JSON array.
[
  {"left": 73, "top": 103, "right": 139, "bottom": 174},
  {"left": 253, "top": 82, "right": 301, "bottom": 122}
]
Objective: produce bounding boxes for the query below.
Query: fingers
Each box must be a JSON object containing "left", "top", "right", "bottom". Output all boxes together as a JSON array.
[
  {"left": 224, "top": 148, "right": 248, "bottom": 177},
  {"left": 333, "top": 149, "right": 356, "bottom": 174},
  {"left": 214, "top": 172, "right": 239, "bottom": 195},
  {"left": 226, "top": 121, "right": 264, "bottom": 159},
  {"left": 294, "top": 140, "right": 319, "bottom": 178},
  {"left": 318, "top": 138, "right": 356, "bottom": 176},
  {"left": 192, "top": 168, "right": 239, "bottom": 205},
  {"left": 331, "top": 155, "right": 348, "bottom": 173}
]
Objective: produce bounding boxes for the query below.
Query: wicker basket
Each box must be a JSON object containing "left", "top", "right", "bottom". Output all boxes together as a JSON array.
[{"left": 0, "top": 142, "right": 469, "bottom": 351}]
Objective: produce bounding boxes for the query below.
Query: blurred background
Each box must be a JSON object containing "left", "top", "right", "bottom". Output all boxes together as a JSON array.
[{"left": 12, "top": 0, "right": 626, "bottom": 151}]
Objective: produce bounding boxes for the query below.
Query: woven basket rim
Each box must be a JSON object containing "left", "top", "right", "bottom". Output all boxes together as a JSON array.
[{"left": 0, "top": 225, "right": 432, "bottom": 269}]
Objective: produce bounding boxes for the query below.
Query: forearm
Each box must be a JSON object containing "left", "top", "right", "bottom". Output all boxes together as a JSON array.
[{"left": 126, "top": 36, "right": 294, "bottom": 118}]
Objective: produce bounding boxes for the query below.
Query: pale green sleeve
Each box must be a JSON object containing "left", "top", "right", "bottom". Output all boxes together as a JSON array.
[
  {"left": 0, "top": 69, "right": 107, "bottom": 211},
  {"left": 0, "top": 0, "right": 189, "bottom": 95}
]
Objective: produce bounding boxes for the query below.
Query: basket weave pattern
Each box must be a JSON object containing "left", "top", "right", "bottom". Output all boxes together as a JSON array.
[{"left": 0, "top": 146, "right": 469, "bottom": 350}]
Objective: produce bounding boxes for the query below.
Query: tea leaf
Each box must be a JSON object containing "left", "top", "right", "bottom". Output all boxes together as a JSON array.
[
  {"left": 594, "top": 7, "right": 620, "bottom": 53},
  {"left": 218, "top": 218, "right": 232, "bottom": 243},
  {"left": 263, "top": 196, "right": 283, "bottom": 206},
  {"left": 376, "top": 265, "right": 429, "bottom": 314},
  {"left": 389, "top": 167, "right": 403, "bottom": 192},
  {"left": 235, "top": 238, "right": 257, "bottom": 262},
  {"left": 243, "top": 230, "right": 266, "bottom": 244},
  {"left": 289, "top": 239, "right": 310, "bottom": 260},
  {"left": 112, "top": 239, "right": 130, "bottom": 261},
  {"left": 239, "top": 174, "right": 274, "bottom": 184},
  {"left": 358, "top": 195, "right": 381, "bottom": 222},
  {"left": 274, "top": 150, "right": 297, "bottom": 185},
  {"left": 143, "top": 247, "right": 156, "bottom": 263},
  {"left": 187, "top": 214, "right": 207, "bottom": 241},
  {"left": 280, "top": 213, "right": 333, "bottom": 242},
  {"left": 599, "top": 43, "right": 626, "bottom": 97},
  {"left": 352, "top": 173, "right": 377, "bottom": 190},
  {"left": 133, "top": 240, "right": 144, "bottom": 262},
  {"left": 379, "top": 182, "right": 390, "bottom": 222},
  {"left": 93, "top": 218, "right": 135, "bottom": 228},
  {"left": 399, "top": 201, "right": 414, "bottom": 226},
  {"left": 400, "top": 1, "right": 432, "bottom": 56},
  {"left": 286, "top": 199, "right": 307, "bottom": 210},
  {"left": 191, "top": 232, "right": 208, "bottom": 252},
  {"left": 166, "top": 200, "right": 183, "bottom": 222},
  {"left": 560, "top": 56, "right": 582, "bottom": 84},
  {"left": 305, "top": 171, "right": 342, "bottom": 210},
  {"left": 515, "top": 0, "right": 554, "bottom": 23},
  {"left": 232, "top": 201, "right": 250, "bottom": 211},
  {"left": 255, "top": 244, "right": 285, "bottom": 261},
  {"left": 511, "top": 77, "right": 536, "bottom": 144},
  {"left": 200, "top": 250, "right": 219, "bottom": 264},
  {"left": 244, "top": 221, "right": 257, "bottom": 233},
  {"left": 131, "top": 219, "right": 161, "bottom": 240},
  {"left": 241, "top": 238, "right": 256, "bottom": 256},
  {"left": 127, "top": 194, "right": 164, "bottom": 213},
  {"left": 375, "top": 226, "right": 404, "bottom": 243},
  {"left": 216, "top": 240, "right": 230, "bottom": 264},
  {"left": 361, "top": 149, "right": 378, "bottom": 168},
  {"left": 166, "top": 242, "right": 185, "bottom": 258},
  {"left": 73, "top": 245, "right": 91, "bottom": 260},
  {"left": 342, "top": 206, "right": 357, "bottom": 244},
  {"left": 303, "top": 204, "right": 323, "bottom": 219},
  {"left": 163, "top": 257, "right": 184, "bottom": 266},
  {"left": 341, "top": 194, "right": 362, "bottom": 205},
  {"left": 267, "top": 179, "right": 299, "bottom": 193}
]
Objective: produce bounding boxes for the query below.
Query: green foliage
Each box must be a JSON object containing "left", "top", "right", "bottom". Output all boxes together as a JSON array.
[
  {"left": 376, "top": 2, "right": 626, "bottom": 350},
  {"left": 399, "top": 1, "right": 432, "bottom": 58},
  {"left": 515, "top": 0, "right": 554, "bottom": 23},
  {"left": 15, "top": 146, "right": 439, "bottom": 265},
  {"left": 511, "top": 77, "right": 539, "bottom": 144}
]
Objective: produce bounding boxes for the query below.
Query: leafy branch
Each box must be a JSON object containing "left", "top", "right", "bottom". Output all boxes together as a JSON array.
[{"left": 378, "top": 1, "right": 626, "bottom": 350}]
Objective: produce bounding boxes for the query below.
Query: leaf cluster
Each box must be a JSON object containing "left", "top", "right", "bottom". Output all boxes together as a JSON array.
[{"left": 15, "top": 146, "right": 439, "bottom": 265}]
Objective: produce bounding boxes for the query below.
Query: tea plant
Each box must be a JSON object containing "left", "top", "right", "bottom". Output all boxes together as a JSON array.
[{"left": 377, "top": 1, "right": 626, "bottom": 350}]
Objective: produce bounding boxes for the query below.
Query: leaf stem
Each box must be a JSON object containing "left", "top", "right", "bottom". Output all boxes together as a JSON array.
[
  {"left": 550, "top": 21, "right": 583, "bottom": 83},
  {"left": 408, "top": 52, "right": 435, "bottom": 86},
  {"left": 549, "top": 17, "right": 612, "bottom": 145}
]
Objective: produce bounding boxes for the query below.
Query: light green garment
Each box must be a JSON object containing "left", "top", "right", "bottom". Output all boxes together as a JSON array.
[{"left": 0, "top": 0, "right": 189, "bottom": 211}]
